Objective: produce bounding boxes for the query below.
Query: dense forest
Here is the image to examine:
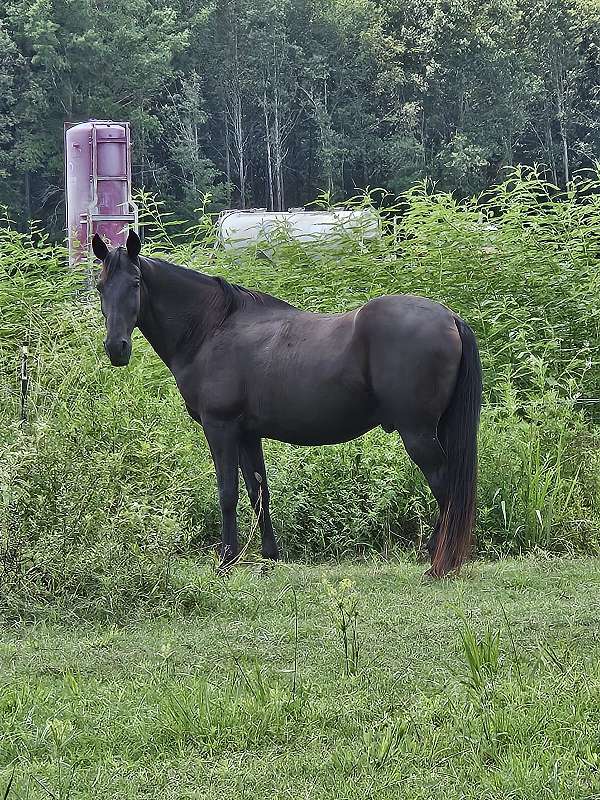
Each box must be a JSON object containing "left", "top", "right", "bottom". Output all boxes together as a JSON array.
[{"left": 1, "top": 0, "right": 599, "bottom": 233}]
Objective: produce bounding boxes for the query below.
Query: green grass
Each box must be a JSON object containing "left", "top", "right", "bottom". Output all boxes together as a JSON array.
[
  {"left": 1, "top": 168, "right": 599, "bottom": 797},
  {"left": 1, "top": 557, "right": 600, "bottom": 799}
]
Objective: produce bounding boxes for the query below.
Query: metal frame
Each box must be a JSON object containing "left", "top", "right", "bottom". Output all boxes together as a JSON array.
[{"left": 65, "top": 120, "right": 138, "bottom": 266}]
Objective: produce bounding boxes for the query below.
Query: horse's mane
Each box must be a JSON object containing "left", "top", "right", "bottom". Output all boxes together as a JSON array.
[
  {"left": 99, "top": 246, "right": 129, "bottom": 282},
  {"left": 143, "top": 255, "right": 292, "bottom": 318},
  {"left": 212, "top": 276, "right": 292, "bottom": 318}
]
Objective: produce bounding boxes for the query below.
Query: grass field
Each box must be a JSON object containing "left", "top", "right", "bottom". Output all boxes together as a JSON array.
[
  {"left": 2, "top": 557, "right": 600, "bottom": 799},
  {"left": 1, "top": 173, "right": 599, "bottom": 798}
]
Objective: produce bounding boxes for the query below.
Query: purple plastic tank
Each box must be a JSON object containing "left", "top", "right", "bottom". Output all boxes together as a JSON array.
[{"left": 64, "top": 120, "right": 138, "bottom": 266}]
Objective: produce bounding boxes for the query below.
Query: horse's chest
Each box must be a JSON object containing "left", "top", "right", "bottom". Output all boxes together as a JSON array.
[{"left": 175, "top": 360, "right": 244, "bottom": 421}]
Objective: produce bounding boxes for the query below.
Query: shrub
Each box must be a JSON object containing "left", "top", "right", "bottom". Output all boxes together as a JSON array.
[{"left": 1, "top": 169, "right": 598, "bottom": 614}]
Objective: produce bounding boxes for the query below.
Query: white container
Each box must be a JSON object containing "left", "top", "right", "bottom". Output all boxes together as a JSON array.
[{"left": 216, "top": 208, "right": 381, "bottom": 251}]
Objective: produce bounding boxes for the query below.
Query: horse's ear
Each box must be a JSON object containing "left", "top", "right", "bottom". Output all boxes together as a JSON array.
[
  {"left": 126, "top": 229, "right": 141, "bottom": 260},
  {"left": 92, "top": 233, "right": 109, "bottom": 262}
]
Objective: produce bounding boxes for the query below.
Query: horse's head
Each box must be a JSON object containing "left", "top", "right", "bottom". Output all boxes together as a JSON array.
[{"left": 92, "top": 230, "right": 142, "bottom": 367}]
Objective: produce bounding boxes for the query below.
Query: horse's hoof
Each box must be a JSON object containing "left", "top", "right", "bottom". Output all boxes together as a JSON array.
[
  {"left": 216, "top": 550, "right": 239, "bottom": 573},
  {"left": 259, "top": 559, "right": 277, "bottom": 576}
]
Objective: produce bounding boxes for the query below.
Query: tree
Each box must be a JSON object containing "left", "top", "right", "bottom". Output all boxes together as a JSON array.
[
  {"left": 1, "top": 0, "right": 188, "bottom": 228},
  {"left": 160, "top": 72, "right": 223, "bottom": 213},
  {"left": 0, "top": 0, "right": 598, "bottom": 228}
]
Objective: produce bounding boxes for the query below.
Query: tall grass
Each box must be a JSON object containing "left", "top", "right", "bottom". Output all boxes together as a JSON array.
[{"left": 0, "top": 169, "right": 598, "bottom": 613}]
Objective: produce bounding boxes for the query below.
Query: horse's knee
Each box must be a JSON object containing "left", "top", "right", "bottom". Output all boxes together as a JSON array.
[
  {"left": 249, "top": 483, "right": 269, "bottom": 512},
  {"left": 219, "top": 487, "right": 238, "bottom": 515}
]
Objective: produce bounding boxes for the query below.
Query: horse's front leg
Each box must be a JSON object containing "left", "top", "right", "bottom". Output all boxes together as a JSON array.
[{"left": 203, "top": 419, "right": 240, "bottom": 568}]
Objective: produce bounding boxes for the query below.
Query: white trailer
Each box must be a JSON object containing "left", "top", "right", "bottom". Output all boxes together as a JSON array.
[{"left": 216, "top": 208, "right": 381, "bottom": 251}]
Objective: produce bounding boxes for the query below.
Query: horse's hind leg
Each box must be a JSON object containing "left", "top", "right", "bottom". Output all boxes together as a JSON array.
[
  {"left": 239, "top": 434, "right": 279, "bottom": 561},
  {"left": 398, "top": 428, "right": 448, "bottom": 568}
]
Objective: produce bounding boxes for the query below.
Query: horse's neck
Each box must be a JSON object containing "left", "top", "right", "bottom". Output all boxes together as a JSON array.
[{"left": 137, "top": 258, "right": 224, "bottom": 369}]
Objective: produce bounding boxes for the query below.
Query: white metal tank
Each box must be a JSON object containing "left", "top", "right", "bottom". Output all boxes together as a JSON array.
[{"left": 216, "top": 208, "right": 381, "bottom": 251}]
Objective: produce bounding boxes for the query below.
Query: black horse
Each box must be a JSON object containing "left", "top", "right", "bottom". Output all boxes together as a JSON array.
[{"left": 92, "top": 230, "right": 482, "bottom": 577}]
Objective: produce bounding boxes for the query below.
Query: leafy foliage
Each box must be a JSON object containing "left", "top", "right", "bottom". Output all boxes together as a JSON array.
[
  {"left": 0, "top": 171, "right": 598, "bottom": 611},
  {"left": 0, "top": 0, "right": 599, "bottom": 227}
]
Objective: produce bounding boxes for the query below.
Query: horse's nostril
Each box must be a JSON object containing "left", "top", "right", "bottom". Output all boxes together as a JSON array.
[{"left": 104, "top": 337, "right": 129, "bottom": 364}]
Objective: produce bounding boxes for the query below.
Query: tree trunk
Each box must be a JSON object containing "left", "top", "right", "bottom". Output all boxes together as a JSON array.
[
  {"left": 421, "top": 105, "right": 426, "bottom": 168},
  {"left": 553, "top": 45, "right": 570, "bottom": 186},
  {"left": 229, "top": 26, "right": 246, "bottom": 208},
  {"left": 263, "top": 91, "right": 274, "bottom": 211},
  {"left": 24, "top": 171, "right": 31, "bottom": 221},
  {"left": 546, "top": 115, "right": 558, "bottom": 185},
  {"left": 230, "top": 93, "right": 246, "bottom": 208},
  {"left": 560, "top": 127, "right": 569, "bottom": 186},
  {"left": 505, "top": 95, "right": 514, "bottom": 166},
  {"left": 273, "top": 86, "right": 284, "bottom": 211},
  {"left": 140, "top": 128, "right": 146, "bottom": 187},
  {"left": 224, "top": 112, "right": 232, "bottom": 205}
]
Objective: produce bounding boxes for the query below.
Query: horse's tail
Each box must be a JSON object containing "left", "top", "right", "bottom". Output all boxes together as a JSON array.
[{"left": 432, "top": 316, "right": 482, "bottom": 577}]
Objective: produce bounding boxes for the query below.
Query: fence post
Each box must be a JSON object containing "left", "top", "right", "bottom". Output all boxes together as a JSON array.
[{"left": 20, "top": 344, "right": 28, "bottom": 425}]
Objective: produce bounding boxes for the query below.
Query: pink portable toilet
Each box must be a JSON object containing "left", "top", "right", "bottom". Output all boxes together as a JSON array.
[{"left": 64, "top": 120, "right": 138, "bottom": 267}]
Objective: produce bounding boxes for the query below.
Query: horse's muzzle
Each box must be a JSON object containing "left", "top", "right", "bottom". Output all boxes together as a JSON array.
[{"left": 104, "top": 337, "right": 132, "bottom": 367}]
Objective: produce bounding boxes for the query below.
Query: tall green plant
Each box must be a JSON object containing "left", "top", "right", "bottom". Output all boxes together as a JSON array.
[{"left": 0, "top": 172, "right": 598, "bottom": 613}]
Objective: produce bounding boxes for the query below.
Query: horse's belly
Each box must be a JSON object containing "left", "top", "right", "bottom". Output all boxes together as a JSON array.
[
  {"left": 246, "top": 384, "right": 378, "bottom": 445},
  {"left": 261, "top": 418, "right": 377, "bottom": 446}
]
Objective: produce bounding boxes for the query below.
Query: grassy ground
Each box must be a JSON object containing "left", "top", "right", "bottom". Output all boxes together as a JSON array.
[{"left": 1, "top": 557, "right": 600, "bottom": 799}]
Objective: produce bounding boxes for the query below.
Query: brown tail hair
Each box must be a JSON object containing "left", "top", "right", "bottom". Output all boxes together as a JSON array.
[{"left": 432, "top": 316, "right": 482, "bottom": 576}]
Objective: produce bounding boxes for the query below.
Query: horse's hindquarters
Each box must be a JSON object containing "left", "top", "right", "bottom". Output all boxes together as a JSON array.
[{"left": 356, "top": 295, "right": 462, "bottom": 431}]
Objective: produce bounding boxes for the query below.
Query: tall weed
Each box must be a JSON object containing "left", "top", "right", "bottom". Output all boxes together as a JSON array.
[{"left": 0, "top": 169, "right": 598, "bottom": 611}]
